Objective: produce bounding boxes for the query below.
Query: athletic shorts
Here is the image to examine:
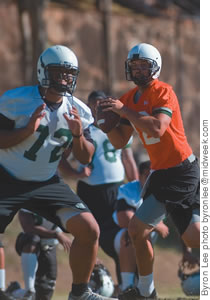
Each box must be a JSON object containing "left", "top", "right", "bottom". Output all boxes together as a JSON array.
[
  {"left": 0, "top": 165, "right": 90, "bottom": 233},
  {"left": 136, "top": 156, "right": 200, "bottom": 235},
  {"left": 77, "top": 180, "right": 123, "bottom": 228}
]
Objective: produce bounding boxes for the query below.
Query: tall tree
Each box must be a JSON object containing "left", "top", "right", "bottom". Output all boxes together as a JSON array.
[{"left": 15, "top": 0, "right": 49, "bottom": 84}]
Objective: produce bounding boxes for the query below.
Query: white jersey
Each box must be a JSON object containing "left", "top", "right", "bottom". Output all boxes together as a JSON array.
[
  {"left": 78, "top": 125, "right": 132, "bottom": 185},
  {"left": 0, "top": 86, "right": 94, "bottom": 181}
]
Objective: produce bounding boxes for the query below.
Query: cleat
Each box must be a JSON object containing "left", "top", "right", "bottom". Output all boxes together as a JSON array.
[
  {"left": 68, "top": 288, "right": 118, "bottom": 300},
  {"left": 22, "top": 290, "right": 36, "bottom": 300},
  {"left": 119, "top": 287, "right": 157, "bottom": 300},
  {"left": 5, "top": 281, "right": 21, "bottom": 294},
  {"left": 0, "top": 289, "right": 15, "bottom": 300}
]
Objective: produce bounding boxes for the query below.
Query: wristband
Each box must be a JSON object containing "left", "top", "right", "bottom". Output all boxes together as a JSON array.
[{"left": 72, "top": 132, "right": 83, "bottom": 138}]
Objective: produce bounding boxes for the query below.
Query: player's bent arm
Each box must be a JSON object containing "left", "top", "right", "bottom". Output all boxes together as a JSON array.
[
  {"left": 122, "top": 147, "right": 139, "bottom": 181},
  {"left": 107, "top": 124, "right": 133, "bottom": 149},
  {"left": 121, "top": 106, "right": 171, "bottom": 138},
  {"left": 58, "top": 156, "right": 91, "bottom": 179},
  {"left": 18, "top": 210, "right": 68, "bottom": 241},
  {"left": 30, "top": 225, "right": 64, "bottom": 240},
  {"left": 0, "top": 128, "right": 32, "bottom": 149},
  {"left": 19, "top": 209, "right": 55, "bottom": 238},
  {"left": 0, "top": 104, "right": 46, "bottom": 148},
  {"left": 58, "top": 156, "right": 78, "bottom": 179},
  {"left": 154, "top": 221, "right": 169, "bottom": 238},
  {"left": 72, "top": 136, "right": 95, "bottom": 164}
]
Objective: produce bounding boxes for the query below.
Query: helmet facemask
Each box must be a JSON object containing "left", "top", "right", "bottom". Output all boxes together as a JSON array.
[
  {"left": 125, "top": 58, "right": 160, "bottom": 87},
  {"left": 88, "top": 264, "right": 114, "bottom": 297},
  {"left": 42, "top": 64, "right": 79, "bottom": 96}
]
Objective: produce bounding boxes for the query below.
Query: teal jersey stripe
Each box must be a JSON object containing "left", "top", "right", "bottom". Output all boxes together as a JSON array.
[{"left": 153, "top": 107, "right": 172, "bottom": 117}]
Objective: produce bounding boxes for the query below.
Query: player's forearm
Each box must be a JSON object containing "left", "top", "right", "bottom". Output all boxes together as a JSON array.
[
  {"left": 72, "top": 136, "right": 95, "bottom": 164},
  {"left": 29, "top": 225, "right": 59, "bottom": 239},
  {"left": 121, "top": 106, "right": 161, "bottom": 138},
  {"left": 125, "top": 160, "right": 139, "bottom": 181},
  {"left": 58, "top": 157, "right": 83, "bottom": 179},
  {"left": 0, "top": 128, "right": 32, "bottom": 149},
  {"left": 122, "top": 148, "right": 139, "bottom": 181}
]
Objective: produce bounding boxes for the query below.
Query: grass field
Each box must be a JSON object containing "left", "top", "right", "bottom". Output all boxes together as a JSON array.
[{"left": 3, "top": 215, "right": 199, "bottom": 300}]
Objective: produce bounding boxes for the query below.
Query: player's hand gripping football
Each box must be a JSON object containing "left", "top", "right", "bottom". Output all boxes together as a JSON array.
[
  {"left": 99, "top": 97, "right": 124, "bottom": 116},
  {"left": 63, "top": 106, "right": 83, "bottom": 137},
  {"left": 96, "top": 97, "right": 122, "bottom": 133}
]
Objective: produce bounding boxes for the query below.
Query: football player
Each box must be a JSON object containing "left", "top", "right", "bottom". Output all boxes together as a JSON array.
[
  {"left": 59, "top": 90, "right": 139, "bottom": 296},
  {"left": 0, "top": 45, "right": 117, "bottom": 300},
  {"left": 14, "top": 209, "right": 71, "bottom": 300},
  {"left": 113, "top": 161, "right": 169, "bottom": 293},
  {"left": 99, "top": 43, "right": 200, "bottom": 300}
]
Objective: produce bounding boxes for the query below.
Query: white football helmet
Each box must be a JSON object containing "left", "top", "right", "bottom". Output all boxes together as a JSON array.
[
  {"left": 125, "top": 43, "right": 161, "bottom": 86},
  {"left": 37, "top": 45, "right": 79, "bottom": 95},
  {"left": 89, "top": 264, "right": 115, "bottom": 297}
]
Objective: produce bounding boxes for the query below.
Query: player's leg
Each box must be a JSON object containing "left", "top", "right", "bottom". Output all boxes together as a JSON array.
[
  {"left": 35, "top": 247, "right": 57, "bottom": 300},
  {"left": 182, "top": 164, "right": 200, "bottom": 249},
  {"left": 66, "top": 211, "right": 99, "bottom": 282},
  {"left": 0, "top": 239, "right": 5, "bottom": 292},
  {"left": 171, "top": 206, "right": 200, "bottom": 249},
  {"left": 32, "top": 178, "right": 117, "bottom": 299},
  {"left": 0, "top": 167, "right": 37, "bottom": 300},
  {"left": 99, "top": 212, "right": 140, "bottom": 294},
  {"left": 15, "top": 232, "right": 40, "bottom": 299},
  {"left": 57, "top": 208, "right": 118, "bottom": 300},
  {"left": 170, "top": 168, "right": 200, "bottom": 250},
  {"left": 99, "top": 224, "right": 123, "bottom": 286},
  {"left": 182, "top": 221, "right": 200, "bottom": 248},
  {"left": 114, "top": 229, "right": 137, "bottom": 292},
  {"left": 119, "top": 193, "right": 166, "bottom": 300}
]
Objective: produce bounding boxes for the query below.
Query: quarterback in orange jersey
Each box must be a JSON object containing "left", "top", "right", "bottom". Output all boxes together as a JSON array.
[{"left": 100, "top": 43, "right": 200, "bottom": 300}]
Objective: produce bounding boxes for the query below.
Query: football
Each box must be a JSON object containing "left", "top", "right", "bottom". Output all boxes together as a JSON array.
[{"left": 96, "top": 105, "right": 120, "bottom": 133}]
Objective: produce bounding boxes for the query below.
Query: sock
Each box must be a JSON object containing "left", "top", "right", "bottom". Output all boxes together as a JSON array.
[
  {"left": 0, "top": 269, "right": 5, "bottom": 291},
  {"left": 121, "top": 272, "right": 135, "bottom": 291},
  {"left": 21, "top": 253, "right": 38, "bottom": 292},
  {"left": 71, "top": 283, "right": 89, "bottom": 296},
  {"left": 0, "top": 245, "right": 5, "bottom": 291},
  {"left": 137, "top": 273, "right": 154, "bottom": 297}
]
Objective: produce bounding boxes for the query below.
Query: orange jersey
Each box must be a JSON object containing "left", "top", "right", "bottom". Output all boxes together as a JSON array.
[{"left": 120, "top": 79, "right": 192, "bottom": 170}]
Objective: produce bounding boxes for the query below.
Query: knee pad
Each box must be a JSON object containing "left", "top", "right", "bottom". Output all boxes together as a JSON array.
[
  {"left": 0, "top": 241, "right": 4, "bottom": 248},
  {"left": 15, "top": 232, "right": 41, "bottom": 256}
]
